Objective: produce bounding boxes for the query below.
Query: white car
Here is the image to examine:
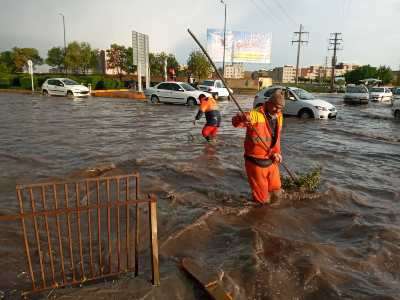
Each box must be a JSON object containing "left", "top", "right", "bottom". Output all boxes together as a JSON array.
[
  {"left": 42, "top": 78, "right": 90, "bottom": 97},
  {"left": 369, "top": 87, "right": 392, "bottom": 102},
  {"left": 253, "top": 86, "right": 337, "bottom": 119},
  {"left": 144, "top": 81, "right": 210, "bottom": 105},
  {"left": 197, "top": 80, "right": 233, "bottom": 99},
  {"left": 392, "top": 87, "right": 400, "bottom": 101},
  {"left": 343, "top": 85, "right": 369, "bottom": 104},
  {"left": 392, "top": 100, "right": 400, "bottom": 120}
]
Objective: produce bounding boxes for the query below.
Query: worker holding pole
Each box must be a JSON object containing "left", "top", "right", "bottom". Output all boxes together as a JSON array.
[{"left": 232, "top": 91, "right": 285, "bottom": 204}]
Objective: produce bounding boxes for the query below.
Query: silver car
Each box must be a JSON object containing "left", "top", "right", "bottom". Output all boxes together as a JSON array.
[
  {"left": 144, "top": 81, "right": 210, "bottom": 106},
  {"left": 343, "top": 85, "right": 369, "bottom": 104}
]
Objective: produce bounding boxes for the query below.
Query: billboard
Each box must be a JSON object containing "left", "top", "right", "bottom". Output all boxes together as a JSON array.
[{"left": 207, "top": 29, "right": 271, "bottom": 64}]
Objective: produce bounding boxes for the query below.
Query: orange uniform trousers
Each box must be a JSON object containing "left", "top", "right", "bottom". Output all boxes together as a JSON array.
[{"left": 245, "top": 160, "right": 281, "bottom": 203}]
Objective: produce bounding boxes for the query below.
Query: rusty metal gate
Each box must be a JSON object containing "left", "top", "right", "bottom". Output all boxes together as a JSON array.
[{"left": 0, "top": 173, "right": 160, "bottom": 297}]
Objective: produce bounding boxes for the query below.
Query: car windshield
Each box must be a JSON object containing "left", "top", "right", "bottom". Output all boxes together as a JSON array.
[
  {"left": 62, "top": 79, "right": 79, "bottom": 85},
  {"left": 371, "top": 87, "right": 384, "bottom": 92},
  {"left": 394, "top": 88, "right": 400, "bottom": 95},
  {"left": 180, "top": 83, "right": 196, "bottom": 91},
  {"left": 201, "top": 80, "right": 214, "bottom": 86},
  {"left": 346, "top": 86, "right": 368, "bottom": 93},
  {"left": 291, "top": 88, "right": 314, "bottom": 100}
]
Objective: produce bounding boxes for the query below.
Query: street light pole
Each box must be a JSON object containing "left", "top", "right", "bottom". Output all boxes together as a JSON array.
[
  {"left": 59, "top": 13, "right": 66, "bottom": 73},
  {"left": 221, "top": 0, "right": 227, "bottom": 78}
]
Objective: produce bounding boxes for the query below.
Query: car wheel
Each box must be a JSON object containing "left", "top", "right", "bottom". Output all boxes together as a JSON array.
[
  {"left": 67, "top": 91, "right": 74, "bottom": 98},
  {"left": 42, "top": 90, "right": 49, "bottom": 96},
  {"left": 227, "top": 95, "right": 231, "bottom": 101},
  {"left": 150, "top": 95, "right": 160, "bottom": 104},
  {"left": 298, "top": 109, "right": 314, "bottom": 119},
  {"left": 395, "top": 110, "right": 400, "bottom": 120},
  {"left": 187, "top": 98, "right": 197, "bottom": 106}
]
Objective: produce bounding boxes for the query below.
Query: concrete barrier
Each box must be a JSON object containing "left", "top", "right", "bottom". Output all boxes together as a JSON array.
[{"left": 91, "top": 89, "right": 146, "bottom": 100}]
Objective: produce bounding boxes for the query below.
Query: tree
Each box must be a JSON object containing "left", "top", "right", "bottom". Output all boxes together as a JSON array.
[
  {"left": 187, "top": 51, "right": 212, "bottom": 80},
  {"left": 344, "top": 65, "right": 377, "bottom": 84},
  {"left": 148, "top": 52, "right": 180, "bottom": 78},
  {"left": 376, "top": 65, "right": 393, "bottom": 84},
  {"left": 64, "top": 41, "right": 94, "bottom": 74},
  {"left": 123, "top": 47, "right": 136, "bottom": 74},
  {"left": 106, "top": 44, "right": 128, "bottom": 79},
  {"left": 79, "top": 42, "right": 92, "bottom": 74},
  {"left": 11, "top": 47, "right": 43, "bottom": 72},
  {"left": 0, "top": 51, "right": 14, "bottom": 73},
  {"left": 89, "top": 49, "right": 100, "bottom": 73},
  {"left": 64, "top": 41, "right": 82, "bottom": 73},
  {"left": 46, "top": 47, "right": 64, "bottom": 70}
]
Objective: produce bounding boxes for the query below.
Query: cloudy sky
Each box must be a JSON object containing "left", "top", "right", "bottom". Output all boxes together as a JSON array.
[{"left": 1, "top": 0, "right": 399, "bottom": 70}]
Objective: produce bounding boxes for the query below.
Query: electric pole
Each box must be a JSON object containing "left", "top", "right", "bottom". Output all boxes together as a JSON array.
[
  {"left": 292, "top": 24, "right": 309, "bottom": 84},
  {"left": 329, "top": 33, "right": 343, "bottom": 92},
  {"left": 220, "top": 0, "right": 227, "bottom": 78}
]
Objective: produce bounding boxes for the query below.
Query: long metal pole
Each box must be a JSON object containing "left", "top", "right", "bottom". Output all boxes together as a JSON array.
[
  {"left": 59, "top": 13, "right": 67, "bottom": 74},
  {"left": 222, "top": 1, "right": 227, "bottom": 78},
  {"left": 187, "top": 29, "right": 297, "bottom": 182}
]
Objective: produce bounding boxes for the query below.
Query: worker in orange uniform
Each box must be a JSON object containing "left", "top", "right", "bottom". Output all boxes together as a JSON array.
[
  {"left": 232, "top": 91, "right": 285, "bottom": 204},
  {"left": 193, "top": 94, "right": 221, "bottom": 142}
]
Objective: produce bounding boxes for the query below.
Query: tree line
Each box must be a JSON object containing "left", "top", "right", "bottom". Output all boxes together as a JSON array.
[{"left": 0, "top": 42, "right": 213, "bottom": 80}]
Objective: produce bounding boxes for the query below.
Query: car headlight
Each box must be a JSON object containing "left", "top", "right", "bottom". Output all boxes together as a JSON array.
[{"left": 314, "top": 106, "right": 328, "bottom": 111}]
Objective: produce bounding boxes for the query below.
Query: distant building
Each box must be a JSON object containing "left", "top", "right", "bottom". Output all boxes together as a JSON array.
[
  {"left": 224, "top": 63, "right": 244, "bottom": 79},
  {"left": 271, "top": 65, "right": 296, "bottom": 83}
]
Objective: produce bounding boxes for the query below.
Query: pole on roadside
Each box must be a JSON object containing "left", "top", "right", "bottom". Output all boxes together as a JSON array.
[
  {"left": 59, "top": 13, "right": 67, "bottom": 74},
  {"left": 292, "top": 24, "right": 309, "bottom": 84},
  {"left": 27, "top": 60, "right": 34, "bottom": 94},
  {"left": 221, "top": 0, "right": 227, "bottom": 78}
]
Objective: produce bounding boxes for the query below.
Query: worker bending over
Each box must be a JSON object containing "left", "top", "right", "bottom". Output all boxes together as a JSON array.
[{"left": 194, "top": 94, "right": 221, "bottom": 142}]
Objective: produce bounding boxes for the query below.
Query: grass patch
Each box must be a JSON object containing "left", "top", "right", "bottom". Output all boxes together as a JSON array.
[{"left": 282, "top": 167, "right": 321, "bottom": 192}]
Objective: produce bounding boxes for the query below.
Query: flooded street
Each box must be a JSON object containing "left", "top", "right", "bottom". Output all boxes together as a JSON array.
[{"left": 1, "top": 92, "right": 400, "bottom": 299}]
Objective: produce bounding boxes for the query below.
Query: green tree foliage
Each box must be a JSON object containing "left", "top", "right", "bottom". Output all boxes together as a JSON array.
[
  {"left": 344, "top": 65, "right": 377, "bottom": 84},
  {"left": 376, "top": 65, "right": 393, "bottom": 84},
  {"left": 149, "top": 52, "right": 180, "bottom": 77},
  {"left": 89, "top": 49, "right": 100, "bottom": 72},
  {"left": 46, "top": 47, "right": 64, "bottom": 70},
  {"left": 124, "top": 47, "right": 137, "bottom": 74},
  {"left": 0, "top": 51, "right": 14, "bottom": 73},
  {"left": 64, "top": 41, "right": 94, "bottom": 74},
  {"left": 11, "top": 47, "right": 43, "bottom": 72},
  {"left": 344, "top": 64, "right": 394, "bottom": 84},
  {"left": 187, "top": 51, "right": 212, "bottom": 80}
]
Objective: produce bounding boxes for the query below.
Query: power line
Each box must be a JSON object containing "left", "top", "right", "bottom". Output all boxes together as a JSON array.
[
  {"left": 268, "top": 0, "right": 297, "bottom": 27},
  {"left": 328, "top": 32, "right": 343, "bottom": 91},
  {"left": 252, "top": 0, "right": 289, "bottom": 27},
  {"left": 292, "top": 24, "right": 309, "bottom": 84}
]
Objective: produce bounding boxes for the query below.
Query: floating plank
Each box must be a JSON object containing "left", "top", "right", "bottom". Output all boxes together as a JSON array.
[{"left": 181, "top": 258, "right": 233, "bottom": 300}]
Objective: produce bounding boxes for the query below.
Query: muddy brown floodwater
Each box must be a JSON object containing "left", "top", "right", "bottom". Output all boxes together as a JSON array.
[{"left": 0, "top": 93, "right": 399, "bottom": 299}]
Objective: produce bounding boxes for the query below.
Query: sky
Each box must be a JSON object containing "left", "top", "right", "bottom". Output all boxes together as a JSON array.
[{"left": 1, "top": 0, "right": 400, "bottom": 71}]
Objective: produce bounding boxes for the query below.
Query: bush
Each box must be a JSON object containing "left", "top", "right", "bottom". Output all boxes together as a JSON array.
[
  {"left": 20, "top": 75, "right": 38, "bottom": 90},
  {"left": 0, "top": 76, "right": 12, "bottom": 88}
]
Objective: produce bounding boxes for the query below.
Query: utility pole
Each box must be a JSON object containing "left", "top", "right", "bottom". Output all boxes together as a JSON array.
[
  {"left": 59, "top": 13, "right": 66, "bottom": 74},
  {"left": 292, "top": 24, "right": 309, "bottom": 84},
  {"left": 220, "top": 0, "right": 227, "bottom": 78},
  {"left": 329, "top": 33, "right": 343, "bottom": 92}
]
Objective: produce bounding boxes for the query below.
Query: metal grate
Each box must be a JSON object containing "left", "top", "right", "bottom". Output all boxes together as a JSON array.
[{"left": 0, "top": 173, "right": 160, "bottom": 296}]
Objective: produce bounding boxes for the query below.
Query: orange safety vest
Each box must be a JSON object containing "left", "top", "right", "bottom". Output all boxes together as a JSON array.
[
  {"left": 199, "top": 96, "right": 218, "bottom": 112},
  {"left": 238, "top": 106, "right": 283, "bottom": 159}
]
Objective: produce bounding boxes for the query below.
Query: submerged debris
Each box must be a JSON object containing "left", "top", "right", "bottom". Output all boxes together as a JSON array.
[{"left": 281, "top": 167, "right": 321, "bottom": 193}]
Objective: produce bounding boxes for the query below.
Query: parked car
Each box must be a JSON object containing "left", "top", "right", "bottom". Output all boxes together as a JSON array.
[
  {"left": 392, "top": 87, "right": 400, "bottom": 101},
  {"left": 42, "top": 78, "right": 90, "bottom": 97},
  {"left": 253, "top": 86, "right": 337, "bottom": 119},
  {"left": 343, "top": 85, "right": 369, "bottom": 104},
  {"left": 197, "top": 80, "right": 233, "bottom": 99},
  {"left": 144, "top": 81, "right": 210, "bottom": 105},
  {"left": 392, "top": 100, "right": 400, "bottom": 120},
  {"left": 369, "top": 87, "right": 392, "bottom": 102}
]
